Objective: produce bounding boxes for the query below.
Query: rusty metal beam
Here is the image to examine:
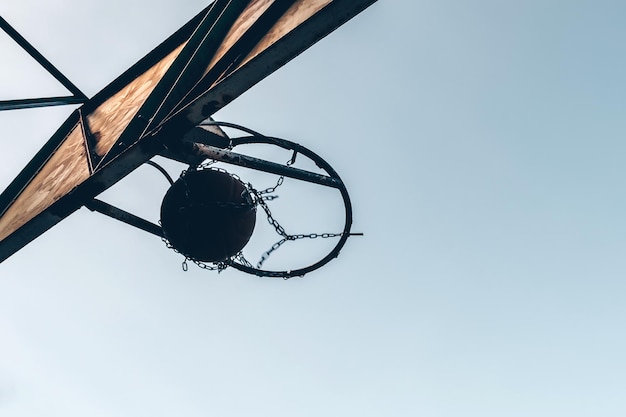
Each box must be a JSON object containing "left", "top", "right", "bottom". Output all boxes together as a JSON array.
[{"left": 187, "top": 143, "right": 342, "bottom": 189}]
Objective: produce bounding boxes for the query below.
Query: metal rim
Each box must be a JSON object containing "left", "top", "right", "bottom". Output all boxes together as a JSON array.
[{"left": 199, "top": 121, "right": 354, "bottom": 278}]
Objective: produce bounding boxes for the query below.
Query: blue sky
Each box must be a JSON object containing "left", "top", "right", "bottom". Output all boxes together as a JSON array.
[{"left": 1, "top": 1, "right": 626, "bottom": 416}]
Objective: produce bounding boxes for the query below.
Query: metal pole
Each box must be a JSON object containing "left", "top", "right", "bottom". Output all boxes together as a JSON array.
[
  {"left": 0, "top": 96, "right": 86, "bottom": 111},
  {"left": 188, "top": 143, "right": 343, "bottom": 189},
  {"left": 84, "top": 199, "right": 163, "bottom": 238}
]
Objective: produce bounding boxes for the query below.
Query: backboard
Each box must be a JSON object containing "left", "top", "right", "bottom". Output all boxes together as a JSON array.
[{"left": 0, "top": 0, "right": 377, "bottom": 263}]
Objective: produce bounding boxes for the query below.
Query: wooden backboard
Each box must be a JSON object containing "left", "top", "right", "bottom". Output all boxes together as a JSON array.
[{"left": 0, "top": 0, "right": 377, "bottom": 262}]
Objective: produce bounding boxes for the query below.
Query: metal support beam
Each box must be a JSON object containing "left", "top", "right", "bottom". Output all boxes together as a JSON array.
[
  {"left": 158, "top": 124, "right": 230, "bottom": 165},
  {"left": 0, "top": 96, "right": 87, "bottom": 111},
  {"left": 84, "top": 199, "right": 163, "bottom": 238},
  {"left": 187, "top": 143, "right": 343, "bottom": 189}
]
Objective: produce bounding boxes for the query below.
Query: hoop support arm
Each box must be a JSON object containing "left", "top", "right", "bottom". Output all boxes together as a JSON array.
[
  {"left": 84, "top": 198, "right": 164, "bottom": 238},
  {"left": 185, "top": 142, "right": 343, "bottom": 189}
]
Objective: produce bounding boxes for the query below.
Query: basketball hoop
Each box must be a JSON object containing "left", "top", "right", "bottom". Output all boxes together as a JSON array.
[
  {"left": 0, "top": 1, "right": 377, "bottom": 269},
  {"left": 160, "top": 121, "right": 361, "bottom": 279}
]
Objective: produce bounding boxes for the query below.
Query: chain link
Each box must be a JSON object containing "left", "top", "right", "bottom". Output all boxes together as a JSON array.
[
  {"left": 248, "top": 184, "right": 346, "bottom": 269},
  {"left": 258, "top": 175, "right": 284, "bottom": 195},
  {"left": 192, "top": 258, "right": 228, "bottom": 272}
]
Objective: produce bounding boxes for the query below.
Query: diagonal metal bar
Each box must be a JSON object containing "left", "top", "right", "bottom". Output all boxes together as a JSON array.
[
  {"left": 84, "top": 198, "right": 164, "bottom": 238},
  {"left": 0, "top": 16, "right": 87, "bottom": 101}
]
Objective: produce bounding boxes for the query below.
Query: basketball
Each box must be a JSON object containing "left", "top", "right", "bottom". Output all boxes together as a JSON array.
[{"left": 160, "top": 169, "right": 256, "bottom": 262}]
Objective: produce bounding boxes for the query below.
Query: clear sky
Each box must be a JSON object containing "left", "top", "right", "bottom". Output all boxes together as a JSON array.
[{"left": 1, "top": 1, "right": 626, "bottom": 416}]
